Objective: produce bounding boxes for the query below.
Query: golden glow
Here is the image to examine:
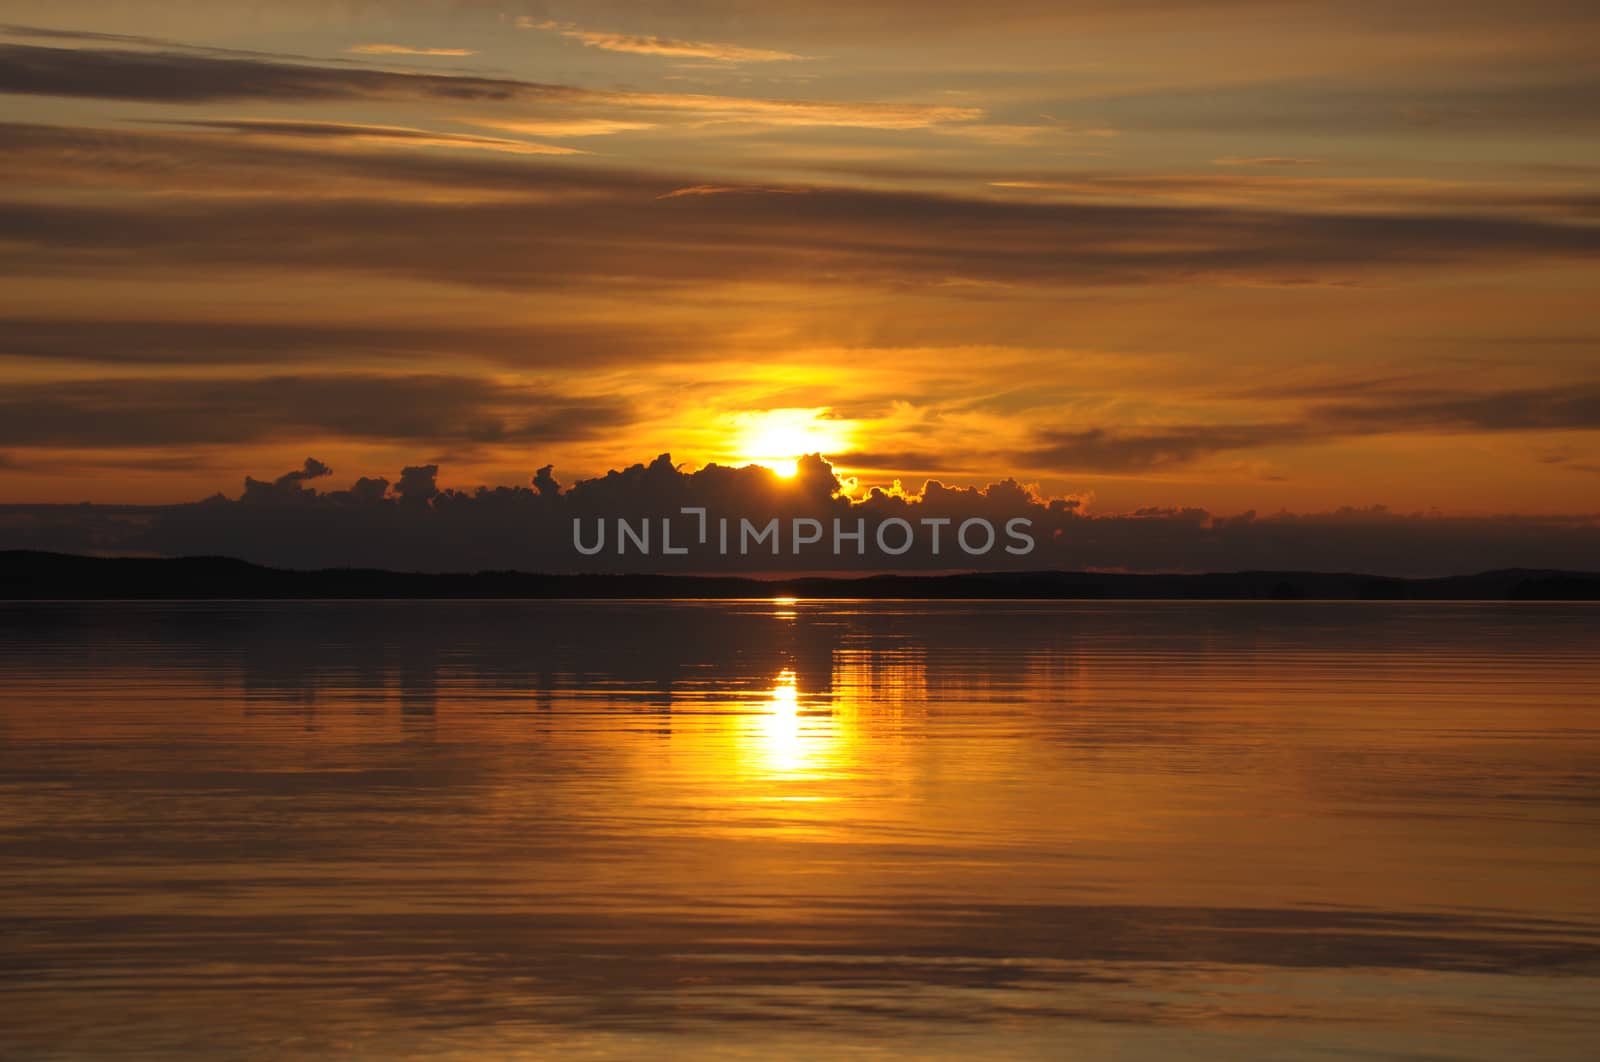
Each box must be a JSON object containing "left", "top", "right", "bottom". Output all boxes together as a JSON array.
[
  {"left": 750, "top": 667, "right": 842, "bottom": 781},
  {"left": 731, "top": 408, "right": 854, "bottom": 477},
  {"left": 3, "top": 6, "right": 1597, "bottom": 519},
  {"left": 758, "top": 669, "right": 805, "bottom": 771}
]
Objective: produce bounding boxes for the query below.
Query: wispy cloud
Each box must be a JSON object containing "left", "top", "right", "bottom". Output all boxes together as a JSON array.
[
  {"left": 0, "top": 315, "right": 721, "bottom": 369},
  {"left": 464, "top": 118, "right": 656, "bottom": 138},
  {"left": 988, "top": 174, "right": 1593, "bottom": 217},
  {"left": 526, "top": 19, "right": 807, "bottom": 63},
  {"left": 935, "top": 122, "right": 1116, "bottom": 145},
  {"left": 0, "top": 374, "right": 631, "bottom": 447},
  {"left": 170, "top": 118, "right": 583, "bottom": 155},
  {"left": 1212, "top": 156, "right": 1323, "bottom": 167},
  {"left": 0, "top": 42, "right": 571, "bottom": 103},
  {"left": 603, "top": 92, "right": 980, "bottom": 129},
  {"left": 1011, "top": 383, "right": 1600, "bottom": 473},
  {"left": 655, "top": 184, "right": 804, "bottom": 199},
  {"left": 346, "top": 43, "right": 476, "bottom": 57},
  {"left": 7, "top": 155, "right": 1595, "bottom": 292},
  {"left": 1015, "top": 425, "right": 1305, "bottom": 473},
  {"left": 0, "top": 44, "right": 976, "bottom": 130}
]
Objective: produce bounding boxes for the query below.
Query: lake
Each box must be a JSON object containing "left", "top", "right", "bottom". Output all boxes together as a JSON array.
[{"left": 2, "top": 600, "right": 1597, "bottom": 1059}]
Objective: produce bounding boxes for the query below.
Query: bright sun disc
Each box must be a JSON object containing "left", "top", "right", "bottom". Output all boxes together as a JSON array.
[{"left": 733, "top": 408, "right": 852, "bottom": 477}]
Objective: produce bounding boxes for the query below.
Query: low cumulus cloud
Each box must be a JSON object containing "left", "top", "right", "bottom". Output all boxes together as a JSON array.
[{"left": 3, "top": 453, "right": 1596, "bottom": 577}]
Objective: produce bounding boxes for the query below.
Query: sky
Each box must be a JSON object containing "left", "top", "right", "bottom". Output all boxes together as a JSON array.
[{"left": 0, "top": 1, "right": 1597, "bottom": 531}]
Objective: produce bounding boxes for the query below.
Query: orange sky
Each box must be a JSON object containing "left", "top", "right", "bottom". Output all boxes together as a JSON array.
[{"left": 0, "top": 1, "right": 1596, "bottom": 514}]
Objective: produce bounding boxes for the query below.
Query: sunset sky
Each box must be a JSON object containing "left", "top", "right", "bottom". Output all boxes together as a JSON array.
[{"left": 1, "top": 1, "right": 1596, "bottom": 515}]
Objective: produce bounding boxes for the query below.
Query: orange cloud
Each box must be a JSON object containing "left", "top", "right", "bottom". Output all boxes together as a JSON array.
[
  {"left": 601, "top": 92, "right": 981, "bottom": 129},
  {"left": 527, "top": 19, "right": 807, "bottom": 63},
  {"left": 654, "top": 184, "right": 805, "bottom": 199},
  {"left": 175, "top": 118, "right": 584, "bottom": 156},
  {"left": 464, "top": 118, "right": 656, "bottom": 138},
  {"left": 345, "top": 44, "right": 476, "bottom": 57}
]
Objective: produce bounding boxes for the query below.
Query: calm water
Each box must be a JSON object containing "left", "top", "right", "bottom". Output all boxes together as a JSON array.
[{"left": 1, "top": 600, "right": 1597, "bottom": 1060}]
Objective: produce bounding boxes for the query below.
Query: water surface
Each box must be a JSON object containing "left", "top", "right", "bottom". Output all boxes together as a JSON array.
[{"left": 2, "top": 600, "right": 1597, "bottom": 1059}]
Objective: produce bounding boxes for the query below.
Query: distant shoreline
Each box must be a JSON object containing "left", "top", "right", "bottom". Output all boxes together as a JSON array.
[{"left": 3, "top": 551, "right": 1598, "bottom": 601}]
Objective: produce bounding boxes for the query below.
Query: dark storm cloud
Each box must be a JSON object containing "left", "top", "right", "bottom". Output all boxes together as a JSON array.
[
  {"left": 0, "top": 375, "right": 632, "bottom": 447},
  {"left": 3, "top": 452, "right": 1596, "bottom": 576},
  {"left": 0, "top": 316, "right": 712, "bottom": 368}
]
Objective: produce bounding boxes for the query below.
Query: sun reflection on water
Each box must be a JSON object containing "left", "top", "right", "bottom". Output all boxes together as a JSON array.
[{"left": 756, "top": 668, "right": 809, "bottom": 776}]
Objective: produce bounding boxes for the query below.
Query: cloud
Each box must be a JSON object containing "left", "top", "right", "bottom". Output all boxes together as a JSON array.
[
  {"left": 396, "top": 463, "right": 440, "bottom": 503},
  {"left": 167, "top": 118, "right": 583, "bottom": 155},
  {"left": 0, "top": 44, "right": 976, "bottom": 129},
  {"left": 829, "top": 449, "right": 967, "bottom": 473},
  {"left": 603, "top": 92, "right": 979, "bottom": 128},
  {"left": 241, "top": 456, "right": 332, "bottom": 503},
  {"left": 0, "top": 43, "right": 565, "bottom": 104},
  {"left": 1078, "top": 68, "right": 1600, "bottom": 137},
  {"left": 654, "top": 183, "right": 804, "bottom": 199},
  {"left": 463, "top": 118, "right": 655, "bottom": 138},
  {"left": 345, "top": 44, "right": 476, "bottom": 57},
  {"left": 0, "top": 22, "right": 316, "bottom": 61},
  {"left": 990, "top": 174, "right": 1595, "bottom": 217},
  {"left": 1, "top": 23, "right": 181, "bottom": 48},
  {"left": 4, "top": 171, "right": 1593, "bottom": 293},
  {"left": 1312, "top": 384, "right": 1600, "bottom": 433},
  {"left": 4, "top": 451, "right": 1597, "bottom": 576},
  {"left": 934, "top": 122, "right": 1117, "bottom": 145},
  {"left": 0, "top": 315, "right": 718, "bottom": 369},
  {"left": 1008, "top": 384, "right": 1600, "bottom": 474},
  {"left": 530, "top": 20, "right": 807, "bottom": 63},
  {"left": 1212, "top": 157, "right": 1324, "bottom": 167},
  {"left": 0, "top": 374, "right": 633, "bottom": 447},
  {"left": 1015, "top": 425, "right": 1305, "bottom": 472},
  {"left": 0, "top": 120, "right": 647, "bottom": 202}
]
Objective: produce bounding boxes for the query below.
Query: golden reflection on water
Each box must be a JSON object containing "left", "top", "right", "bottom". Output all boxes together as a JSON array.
[
  {"left": 1, "top": 600, "right": 1598, "bottom": 1060},
  {"left": 751, "top": 668, "right": 811, "bottom": 777}
]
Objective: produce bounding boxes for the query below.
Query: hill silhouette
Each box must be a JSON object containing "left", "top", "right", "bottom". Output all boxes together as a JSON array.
[{"left": 2, "top": 551, "right": 1597, "bottom": 600}]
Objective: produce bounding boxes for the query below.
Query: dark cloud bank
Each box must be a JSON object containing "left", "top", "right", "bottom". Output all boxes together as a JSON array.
[{"left": 2, "top": 454, "right": 1596, "bottom": 577}]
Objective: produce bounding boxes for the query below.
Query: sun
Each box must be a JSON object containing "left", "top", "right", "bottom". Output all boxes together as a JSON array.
[{"left": 732, "top": 407, "right": 853, "bottom": 477}]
